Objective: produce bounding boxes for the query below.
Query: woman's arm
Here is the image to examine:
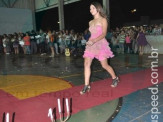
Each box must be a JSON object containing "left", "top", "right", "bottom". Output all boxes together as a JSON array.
[
  {"left": 92, "top": 18, "right": 108, "bottom": 43},
  {"left": 87, "top": 18, "right": 107, "bottom": 46}
]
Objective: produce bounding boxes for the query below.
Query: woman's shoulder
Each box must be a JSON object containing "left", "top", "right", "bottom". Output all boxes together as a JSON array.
[
  {"left": 100, "top": 17, "right": 108, "bottom": 26},
  {"left": 101, "top": 17, "right": 107, "bottom": 20},
  {"left": 89, "top": 20, "right": 93, "bottom": 26}
]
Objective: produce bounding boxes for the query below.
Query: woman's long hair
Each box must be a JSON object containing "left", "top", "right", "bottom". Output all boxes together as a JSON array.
[{"left": 91, "top": 2, "right": 107, "bottom": 19}]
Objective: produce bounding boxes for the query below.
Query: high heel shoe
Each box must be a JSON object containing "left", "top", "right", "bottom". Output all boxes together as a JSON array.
[
  {"left": 80, "top": 85, "right": 91, "bottom": 95},
  {"left": 111, "top": 77, "right": 120, "bottom": 87}
]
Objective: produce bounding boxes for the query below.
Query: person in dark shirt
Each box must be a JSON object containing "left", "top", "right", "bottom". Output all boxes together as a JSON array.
[
  {"left": 0, "top": 35, "right": 3, "bottom": 54},
  {"left": 30, "top": 30, "right": 37, "bottom": 54}
]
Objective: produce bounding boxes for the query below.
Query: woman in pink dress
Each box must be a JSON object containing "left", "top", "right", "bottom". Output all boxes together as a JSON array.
[{"left": 80, "top": 2, "right": 119, "bottom": 95}]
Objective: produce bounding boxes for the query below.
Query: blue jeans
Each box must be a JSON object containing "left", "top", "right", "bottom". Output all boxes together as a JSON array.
[
  {"left": 119, "top": 43, "right": 124, "bottom": 53},
  {"left": 24, "top": 45, "right": 30, "bottom": 54}
]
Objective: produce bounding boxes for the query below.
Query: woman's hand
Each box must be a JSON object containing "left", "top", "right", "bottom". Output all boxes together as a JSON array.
[{"left": 86, "top": 39, "right": 95, "bottom": 46}]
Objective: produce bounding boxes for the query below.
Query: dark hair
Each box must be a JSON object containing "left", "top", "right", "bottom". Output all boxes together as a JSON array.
[{"left": 90, "top": 2, "right": 107, "bottom": 19}]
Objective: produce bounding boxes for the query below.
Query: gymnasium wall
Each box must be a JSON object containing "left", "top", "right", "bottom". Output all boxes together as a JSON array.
[{"left": 0, "top": 7, "right": 33, "bottom": 35}]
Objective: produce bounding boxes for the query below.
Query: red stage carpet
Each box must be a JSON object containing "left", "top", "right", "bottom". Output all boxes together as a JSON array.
[{"left": 0, "top": 67, "right": 163, "bottom": 122}]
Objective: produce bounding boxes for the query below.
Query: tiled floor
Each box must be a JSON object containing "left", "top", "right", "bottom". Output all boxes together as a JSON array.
[
  {"left": 0, "top": 53, "right": 163, "bottom": 122},
  {"left": 113, "top": 83, "right": 163, "bottom": 122}
]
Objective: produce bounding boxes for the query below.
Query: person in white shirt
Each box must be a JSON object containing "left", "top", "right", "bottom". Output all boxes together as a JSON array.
[
  {"left": 153, "top": 24, "right": 162, "bottom": 35},
  {"left": 65, "top": 30, "right": 72, "bottom": 48}
]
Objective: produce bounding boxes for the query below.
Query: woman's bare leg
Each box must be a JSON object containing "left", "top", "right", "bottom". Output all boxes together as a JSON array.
[
  {"left": 14, "top": 48, "right": 16, "bottom": 54},
  {"left": 17, "top": 47, "right": 19, "bottom": 54},
  {"left": 100, "top": 59, "right": 116, "bottom": 79},
  {"left": 139, "top": 46, "right": 142, "bottom": 55},
  {"left": 80, "top": 57, "right": 93, "bottom": 94},
  {"left": 4, "top": 48, "right": 6, "bottom": 54},
  {"left": 84, "top": 57, "right": 93, "bottom": 85},
  {"left": 50, "top": 47, "right": 55, "bottom": 57},
  {"left": 141, "top": 46, "right": 144, "bottom": 55},
  {"left": 100, "top": 59, "right": 119, "bottom": 87}
]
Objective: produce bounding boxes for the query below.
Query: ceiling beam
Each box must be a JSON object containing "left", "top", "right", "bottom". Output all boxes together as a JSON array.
[
  {"left": 43, "top": 0, "right": 51, "bottom": 7},
  {"left": 11, "top": 0, "right": 19, "bottom": 8},
  {"left": 1, "top": 0, "right": 19, "bottom": 8},
  {"left": 1, "top": 0, "right": 9, "bottom": 7}
]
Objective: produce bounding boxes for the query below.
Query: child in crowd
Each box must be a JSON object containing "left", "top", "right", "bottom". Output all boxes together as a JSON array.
[{"left": 125, "top": 33, "right": 132, "bottom": 53}]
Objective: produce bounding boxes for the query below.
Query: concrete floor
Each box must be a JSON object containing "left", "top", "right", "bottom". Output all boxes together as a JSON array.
[{"left": 0, "top": 52, "right": 163, "bottom": 122}]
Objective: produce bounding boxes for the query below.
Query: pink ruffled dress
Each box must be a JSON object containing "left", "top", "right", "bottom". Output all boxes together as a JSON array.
[{"left": 83, "top": 25, "right": 114, "bottom": 61}]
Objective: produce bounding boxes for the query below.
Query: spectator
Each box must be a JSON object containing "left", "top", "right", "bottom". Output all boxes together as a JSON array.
[
  {"left": 30, "top": 30, "right": 37, "bottom": 54},
  {"left": 125, "top": 33, "right": 132, "bottom": 53},
  {"left": 13, "top": 35, "right": 19, "bottom": 54},
  {"left": 153, "top": 24, "right": 162, "bottom": 35},
  {"left": 0, "top": 35, "right": 3, "bottom": 54},
  {"left": 136, "top": 26, "right": 148, "bottom": 55},
  {"left": 23, "top": 32, "right": 31, "bottom": 54},
  {"left": 117, "top": 30, "right": 125, "bottom": 54}
]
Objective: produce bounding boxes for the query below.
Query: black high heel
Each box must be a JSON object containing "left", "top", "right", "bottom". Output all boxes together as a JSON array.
[
  {"left": 111, "top": 77, "right": 120, "bottom": 87},
  {"left": 80, "top": 85, "right": 91, "bottom": 95}
]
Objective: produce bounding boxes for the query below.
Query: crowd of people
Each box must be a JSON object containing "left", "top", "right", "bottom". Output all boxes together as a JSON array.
[
  {"left": 0, "top": 29, "right": 90, "bottom": 57},
  {"left": 106, "top": 24, "right": 162, "bottom": 55},
  {"left": 0, "top": 24, "right": 162, "bottom": 56}
]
